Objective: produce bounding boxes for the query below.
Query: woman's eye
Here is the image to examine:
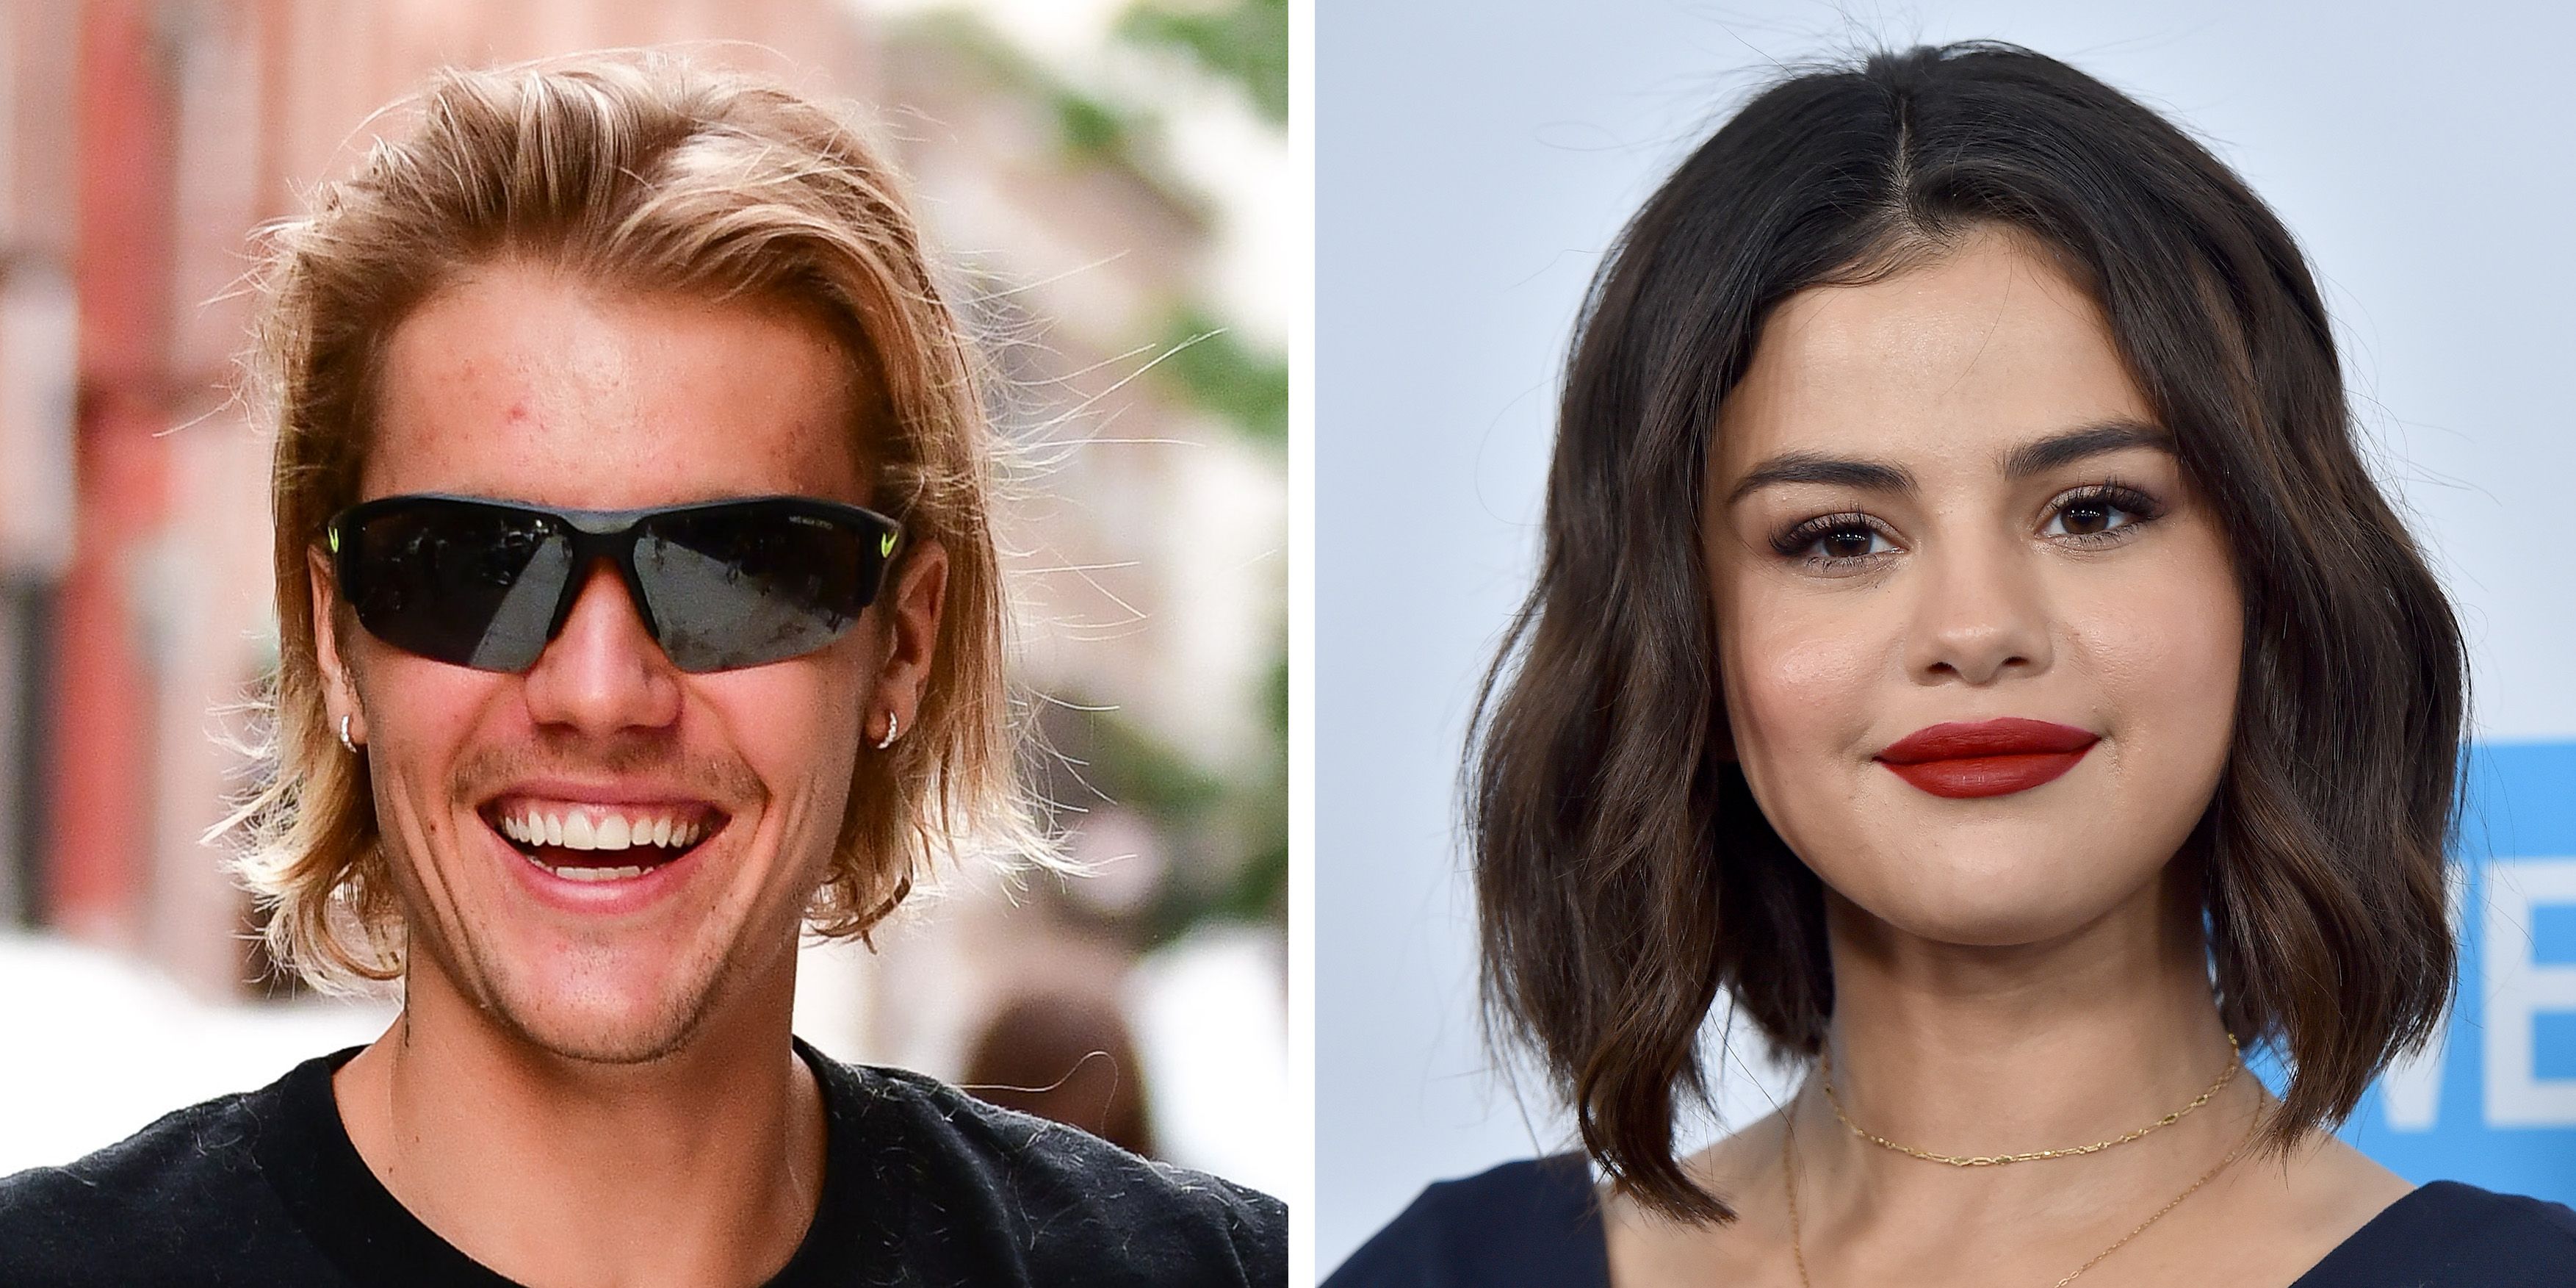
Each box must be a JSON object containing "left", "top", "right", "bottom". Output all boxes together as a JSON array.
[
  {"left": 2043, "top": 486, "right": 2161, "bottom": 541},
  {"left": 1775, "top": 516, "right": 1894, "bottom": 566},
  {"left": 1816, "top": 525, "right": 1886, "bottom": 558},
  {"left": 2054, "top": 500, "right": 2121, "bottom": 536}
]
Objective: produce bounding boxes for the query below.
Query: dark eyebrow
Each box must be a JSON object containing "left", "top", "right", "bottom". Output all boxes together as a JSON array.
[
  {"left": 1999, "top": 419, "right": 2173, "bottom": 478},
  {"left": 1725, "top": 418, "right": 2174, "bottom": 506},
  {"left": 1725, "top": 455, "right": 1914, "bottom": 506}
]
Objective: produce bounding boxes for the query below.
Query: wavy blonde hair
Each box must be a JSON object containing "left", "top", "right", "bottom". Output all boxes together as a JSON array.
[{"left": 227, "top": 51, "right": 1048, "bottom": 992}]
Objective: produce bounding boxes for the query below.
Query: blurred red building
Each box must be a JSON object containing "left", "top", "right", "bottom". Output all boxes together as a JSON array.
[{"left": 0, "top": 0, "right": 83, "bottom": 938}]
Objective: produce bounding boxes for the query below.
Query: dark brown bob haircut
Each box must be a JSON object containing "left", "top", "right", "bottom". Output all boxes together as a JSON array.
[{"left": 1468, "top": 42, "right": 2465, "bottom": 1223}]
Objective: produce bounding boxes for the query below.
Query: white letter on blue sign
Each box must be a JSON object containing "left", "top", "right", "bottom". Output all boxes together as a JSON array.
[{"left": 2486, "top": 857, "right": 2576, "bottom": 1126}]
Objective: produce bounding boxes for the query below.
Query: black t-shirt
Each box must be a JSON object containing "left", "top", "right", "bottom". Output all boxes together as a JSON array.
[
  {"left": 1326, "top": 1156, "right": 2576, "bottom": 1287},
  {"left": 0, "top": 1040, "right": 1285, "bottom": 1287}
]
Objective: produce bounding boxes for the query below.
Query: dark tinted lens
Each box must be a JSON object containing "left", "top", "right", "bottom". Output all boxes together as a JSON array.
[
  {"left": 635, "top": 508, "right": 881, "bottom": 671},
  {"left": 343, "top": 503, "right": 572, "bottom": 672}
]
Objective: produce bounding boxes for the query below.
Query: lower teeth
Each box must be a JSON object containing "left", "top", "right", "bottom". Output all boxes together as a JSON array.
[{"left": 527, "top": 855, "right": 650, "bottom": 882}]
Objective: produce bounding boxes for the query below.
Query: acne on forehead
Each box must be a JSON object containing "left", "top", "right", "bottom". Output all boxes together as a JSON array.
[{"left": 363, "top": 267, "right": 874, "bottom": 504}]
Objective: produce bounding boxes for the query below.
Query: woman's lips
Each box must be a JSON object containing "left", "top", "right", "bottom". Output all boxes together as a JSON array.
[{"left": 1875, "top": 717, "right": 2100, "bottom": 799}]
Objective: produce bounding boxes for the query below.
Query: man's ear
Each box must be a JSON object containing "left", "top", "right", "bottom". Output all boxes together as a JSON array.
[
  {"left": 308, "top": 547, "right": 364, "bottom": 744},
  {"left": 871, "top": 539, "right": 948, "bottom": 739}
]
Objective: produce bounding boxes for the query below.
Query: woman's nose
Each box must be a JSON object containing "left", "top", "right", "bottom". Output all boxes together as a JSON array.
[{"left": 1905, "top": 534, "right": 2052, "bottom": 686}]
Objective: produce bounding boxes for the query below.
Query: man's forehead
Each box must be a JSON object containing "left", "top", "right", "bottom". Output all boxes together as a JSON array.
[{"left": 361, "top": 266, "right": 870, "bottom": 508}]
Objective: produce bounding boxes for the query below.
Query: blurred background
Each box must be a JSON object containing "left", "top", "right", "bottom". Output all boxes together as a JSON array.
[
  {"left": 0, "top": 0, "right": 1288, "bottom": 1197},
  {"left": 1318, "top": 0, "right": 2576, "bottom": 1271}
]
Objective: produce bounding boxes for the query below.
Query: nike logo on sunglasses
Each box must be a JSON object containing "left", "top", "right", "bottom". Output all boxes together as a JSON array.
[{"left": 327, "top": 493, "right": 903, "bottom": 674}]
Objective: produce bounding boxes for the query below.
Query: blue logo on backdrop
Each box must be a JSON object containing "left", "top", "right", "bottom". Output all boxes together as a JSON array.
[{"left": 2262, "top": 741, "right": 2576, "bottom": 1201}]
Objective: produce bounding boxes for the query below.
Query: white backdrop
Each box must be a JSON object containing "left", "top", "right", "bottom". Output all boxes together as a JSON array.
[{"left": 1316, "top": 0, "right": 2576, "bottom": 1272}]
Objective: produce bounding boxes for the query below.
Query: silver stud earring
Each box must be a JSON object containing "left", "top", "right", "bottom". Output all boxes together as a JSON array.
[
  {"left": 338, "top": 714, "right": 360, "bottom": 754},
  {"left": 875, "top": 710, "right": 901, "bottom": 751}
]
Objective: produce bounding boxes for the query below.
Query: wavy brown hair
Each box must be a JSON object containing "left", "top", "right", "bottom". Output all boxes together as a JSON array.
[
  {"left": 1469, "top": 43, "right": 2464, "bottom": 1221},
  {"left": 226, "top": 51, "right": 1051, "bottom": 990}
]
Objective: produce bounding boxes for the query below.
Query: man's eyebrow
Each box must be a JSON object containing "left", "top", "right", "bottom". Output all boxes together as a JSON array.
[
  {"left": 1725, "top": 455, "right": 1914, "bottom": 506},
  {"left": 1999, "top": 419, "right": 2173, "bottom": 478}
]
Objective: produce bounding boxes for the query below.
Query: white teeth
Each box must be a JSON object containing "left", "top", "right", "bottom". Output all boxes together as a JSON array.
[
  {"left": 520, "top": 852, "right": 649, "bottom": 882},
  {"left": 555, "top": 863, "right": 645, "bottom": 882},
  {"left": 499, "top": 807, "right": 710, "bottom": 853}
]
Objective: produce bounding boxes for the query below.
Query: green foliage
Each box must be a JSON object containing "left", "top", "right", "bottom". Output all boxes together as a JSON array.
[
  {"left": 1158, "top": 309, "right": 1288, "bottom": 443},
  {"left": 1116, "top": 0, "right": 1290, "bottom": 126},
  {"left": 909, "top": 11, "right": 1156, "bottom": 174},
  {"left": 1206, "top": 653, "right": 1288, "bottom": 924},
  {"left": 1053, "top": 90, "right": 1133, "bottom": 159},
  {"left": 906, "top": 8, "right": 1287, "bottom": 447},
  {"left": 1080, "top": 706, "right": 1230, "bottom": 825}
]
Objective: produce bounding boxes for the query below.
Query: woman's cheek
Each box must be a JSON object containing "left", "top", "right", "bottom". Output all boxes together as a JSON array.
[
  {"left": 1720, "top": 588, "right": 1883, "bottom": 832},
  {"left": 2068, "top": 539, "right": 2241, "bottom": 781}
]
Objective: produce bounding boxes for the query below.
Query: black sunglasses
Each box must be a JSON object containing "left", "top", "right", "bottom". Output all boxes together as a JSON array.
[{"left": 326, "top": 493, "right": 903, "bottom": 674}]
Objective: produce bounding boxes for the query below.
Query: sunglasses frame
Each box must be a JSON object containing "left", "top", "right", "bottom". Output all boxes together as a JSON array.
[{"left": 325, "top": 492, "right": 905, "bottom": 673}]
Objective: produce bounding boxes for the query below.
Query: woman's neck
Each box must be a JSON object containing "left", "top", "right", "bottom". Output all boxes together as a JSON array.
[
  {"left": 1612, "top": 865, "right": 2415, "bottom": 1288},
  {"left": 1804, "top": 864, "right": 2245, "bottom": 1191}
]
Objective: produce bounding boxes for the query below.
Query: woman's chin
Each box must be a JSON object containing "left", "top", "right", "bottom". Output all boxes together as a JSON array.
[
  {"left": 1826, "top": 860, "right": 2161, "bottom": 951},
  {"left": 1875, "top": 904, "right": 2105, "bottom": 949}
]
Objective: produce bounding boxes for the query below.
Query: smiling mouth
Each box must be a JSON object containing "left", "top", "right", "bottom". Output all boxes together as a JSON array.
[{"left": 482, "top": 801, "right": 726, "bottom": 882}]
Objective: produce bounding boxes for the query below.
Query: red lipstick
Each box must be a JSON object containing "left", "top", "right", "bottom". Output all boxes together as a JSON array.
[{"left": 1875, "top": 717, "right": 2099, "bottom": 799}]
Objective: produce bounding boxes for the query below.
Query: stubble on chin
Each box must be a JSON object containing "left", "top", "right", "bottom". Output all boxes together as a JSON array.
[
  {"left": 501, "top": 943, "right": 736, "bottom": 1066},
  {"left": 404, "top": 741, "right": 784, "bottom": 1064},
  {"left": 395, "top": 888, "right": 754, "bottom": 1067}
]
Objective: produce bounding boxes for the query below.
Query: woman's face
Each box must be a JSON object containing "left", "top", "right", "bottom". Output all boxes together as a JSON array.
[{"left": 1704, "top": 229, "right": 2240, "bottom": 948}]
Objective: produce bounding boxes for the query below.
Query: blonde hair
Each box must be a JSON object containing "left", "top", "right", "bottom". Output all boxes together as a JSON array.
[{"left": 228, "top": 51, "right": 1048, "bottom": 991}]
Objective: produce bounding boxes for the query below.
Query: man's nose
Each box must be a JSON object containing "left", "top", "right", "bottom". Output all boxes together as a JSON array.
[{"left": 519, "top": 562, "right": 683, "bottom": 734}]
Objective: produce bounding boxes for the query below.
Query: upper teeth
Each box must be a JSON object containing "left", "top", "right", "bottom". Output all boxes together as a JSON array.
[{"left": 499, "top": 809, "right": 706, "bottom": 852}]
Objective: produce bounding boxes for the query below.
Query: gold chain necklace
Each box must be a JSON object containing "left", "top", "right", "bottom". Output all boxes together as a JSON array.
[
  {"left": 1819, "top": 1033, "right": 2240, "bottom": 1167},
  {"left": 1782, "top": 1104, "right": 2260, "bottom": 1288},
  {"left": 1783, "top": 1035, "right": 2259, "bottom": 1288}
]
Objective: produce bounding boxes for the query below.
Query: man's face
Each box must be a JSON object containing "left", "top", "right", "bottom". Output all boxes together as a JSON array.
[{"left": 312, "top": 261, "right": 939, "bottom": 1063}]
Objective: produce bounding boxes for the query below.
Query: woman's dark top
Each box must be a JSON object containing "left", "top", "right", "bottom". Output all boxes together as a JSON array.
[
  {"left": 1328, "top": 1155, "right": 2576, "bottom": 1287},
  {"left": 0, "top": 1040, "right": 1285, "bottom": 1287}
]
